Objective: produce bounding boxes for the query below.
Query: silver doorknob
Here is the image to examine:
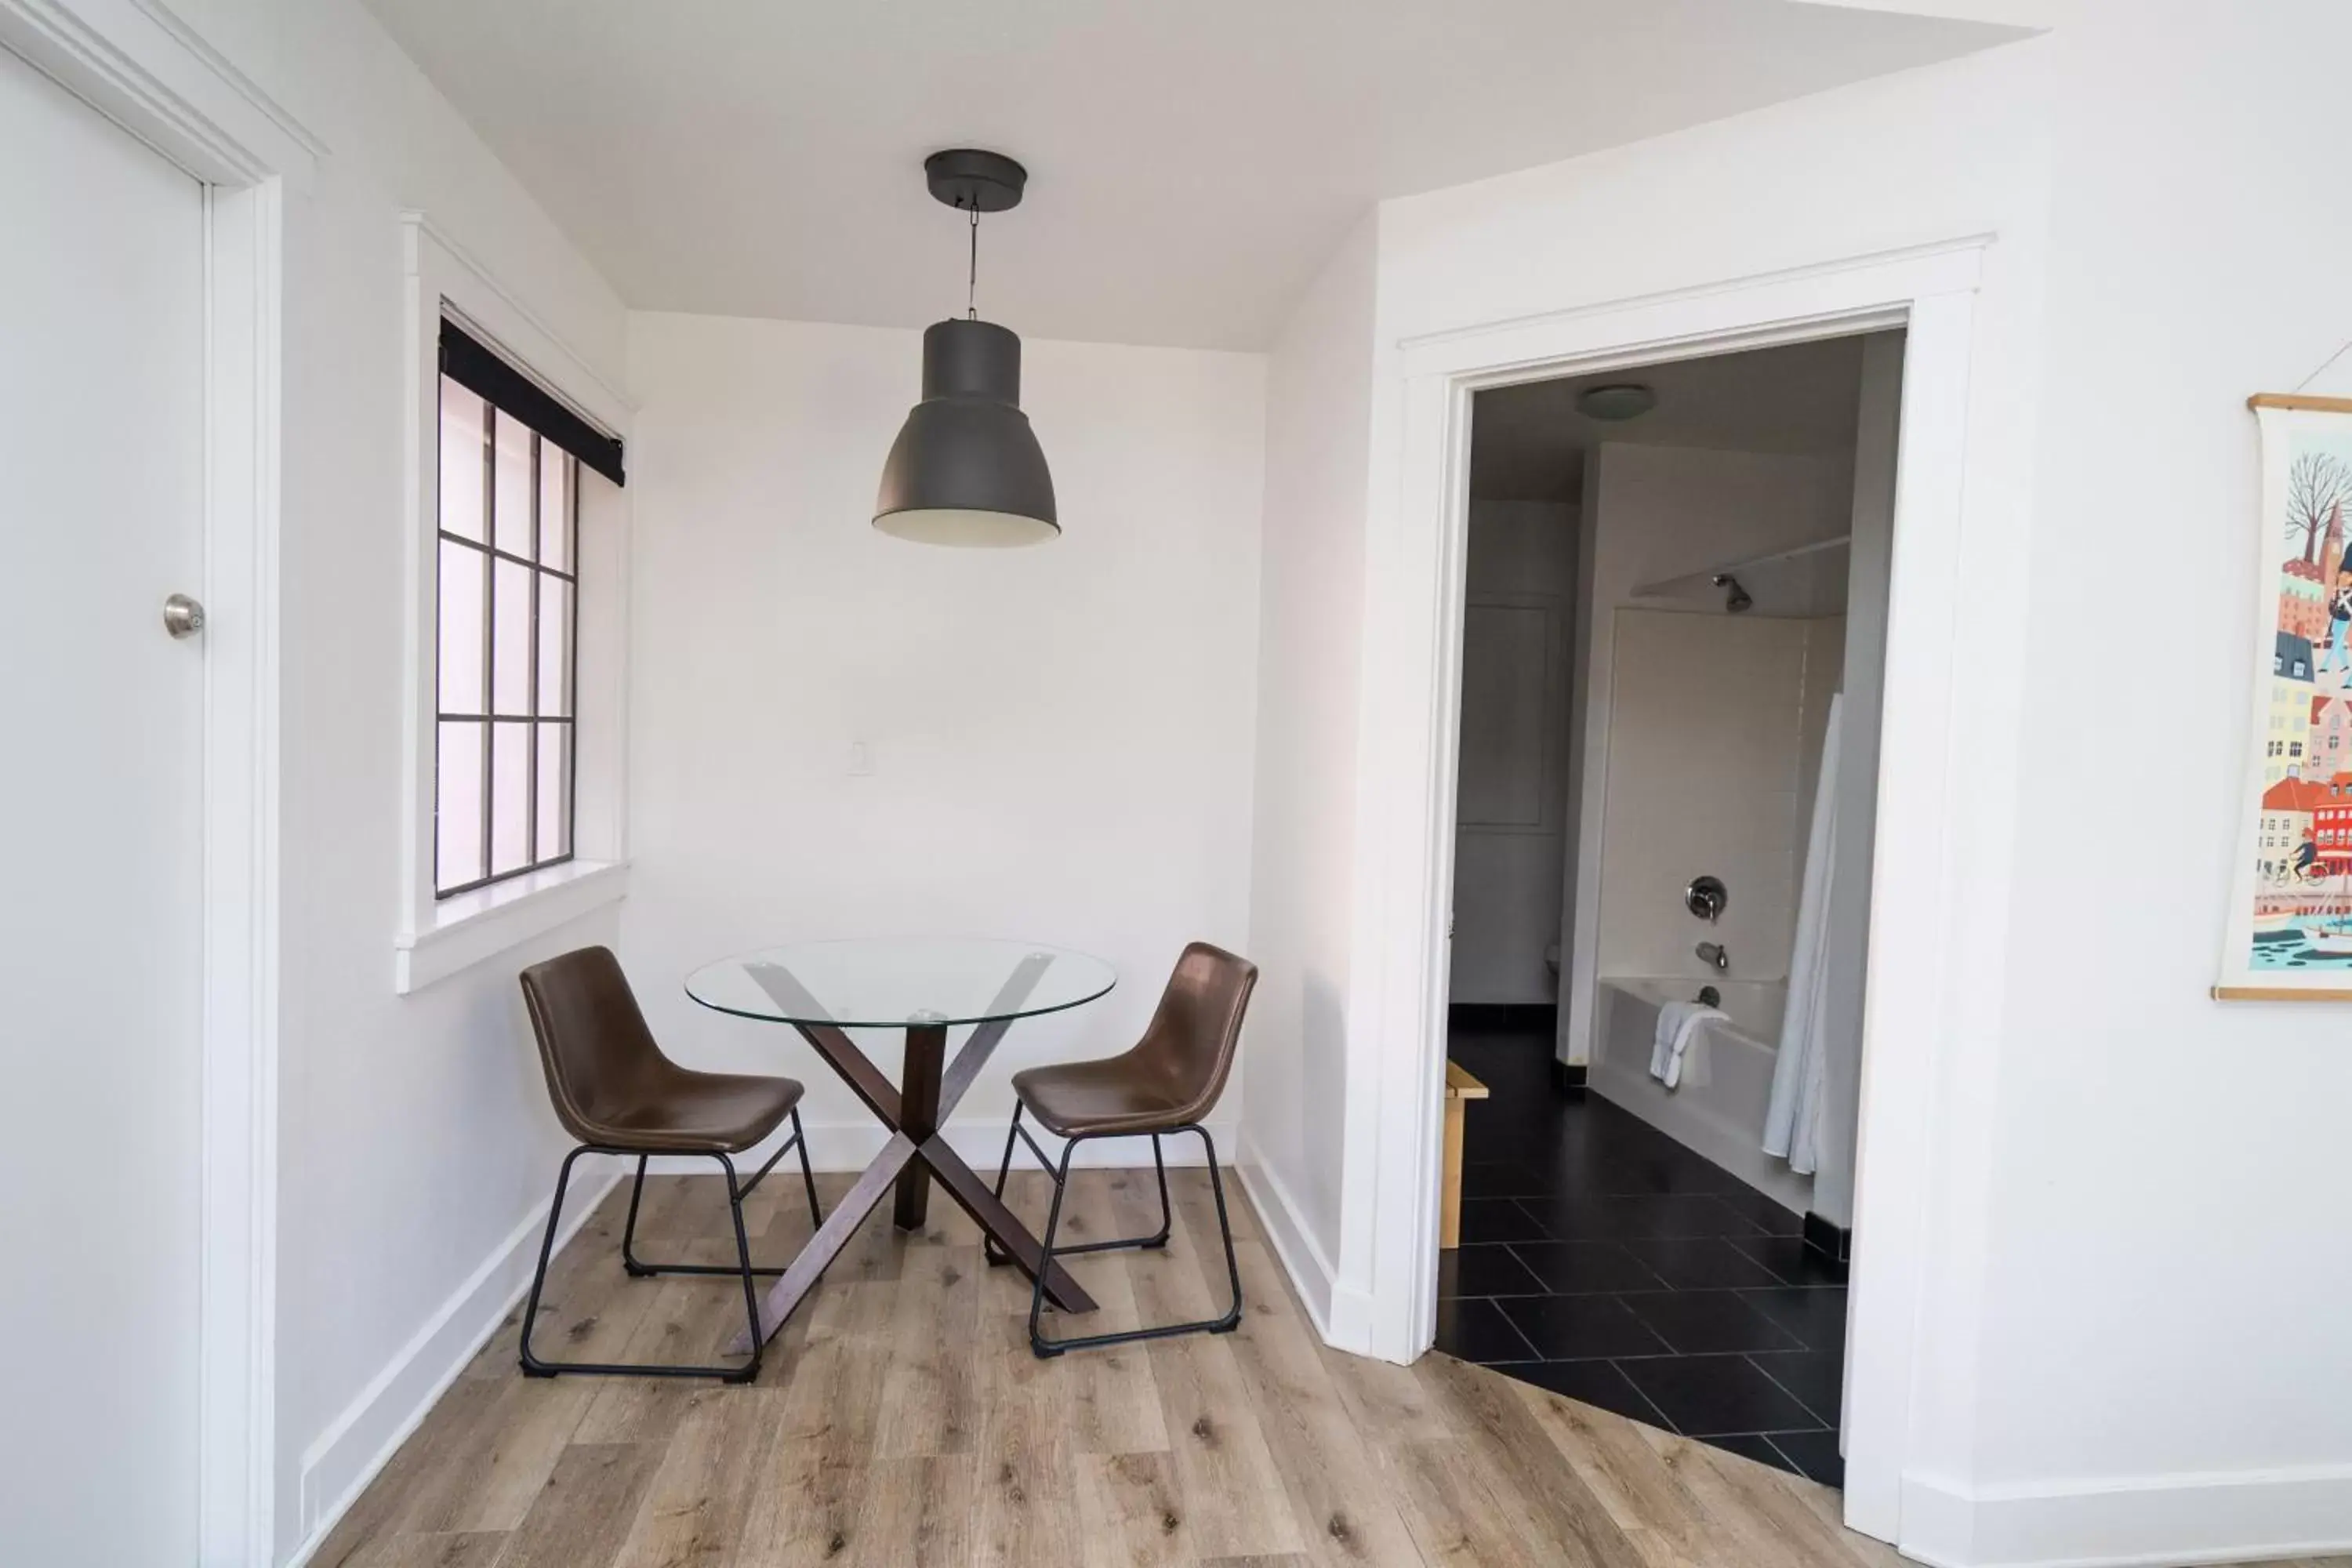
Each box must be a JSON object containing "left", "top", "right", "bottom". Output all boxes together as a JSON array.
[{"left": 162, "top": 593, "right": 205, "bottom": 639}]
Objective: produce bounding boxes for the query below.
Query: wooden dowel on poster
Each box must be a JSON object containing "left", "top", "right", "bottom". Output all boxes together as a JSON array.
[
  {"left": 2212, "top": 985, "right": 2352, "bottom": 1001},
  {"left": 2249, "top": 393, "right": 2352, "bottom": 414}
]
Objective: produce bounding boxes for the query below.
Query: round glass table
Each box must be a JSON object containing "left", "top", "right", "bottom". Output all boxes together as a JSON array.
[
  {"left": 684, "top": 936, "right": 1116, "bottom": 1029},
  {"left": 684, "top": 937, "right": 1117, "bottom": 1346}
]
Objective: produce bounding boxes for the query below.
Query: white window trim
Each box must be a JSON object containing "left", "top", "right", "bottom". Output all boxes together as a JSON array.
[{"left": 396, "top": 214, "right": 635, "bottom": 993}]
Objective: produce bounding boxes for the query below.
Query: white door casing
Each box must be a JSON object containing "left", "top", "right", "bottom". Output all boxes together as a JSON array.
[{"left": 1345, "top": 238, "right": 1991, "bottom": 1547}]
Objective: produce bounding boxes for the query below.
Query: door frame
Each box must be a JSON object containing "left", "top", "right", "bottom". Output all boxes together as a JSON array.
[
  {"left": 0, "top": 2, "right": 315, "bottom": 1562},
  {"left": 1348, "top": 235, "right": 1991, "bottom": 1541}
]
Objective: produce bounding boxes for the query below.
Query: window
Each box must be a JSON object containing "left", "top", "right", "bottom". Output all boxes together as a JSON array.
[
  {"left": 434, "top": 374, "right": 578, "bottom": 897},
  {"left": 398, "top": 230, "right": 631, "bottom": 994}
]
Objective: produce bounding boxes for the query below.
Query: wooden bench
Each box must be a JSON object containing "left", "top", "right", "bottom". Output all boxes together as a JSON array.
[{"left": 1440, "top": 1060, "right": 1490, "bottom": 1248}]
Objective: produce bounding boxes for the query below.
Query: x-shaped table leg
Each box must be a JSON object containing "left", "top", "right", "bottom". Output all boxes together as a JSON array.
[{"left": 724, "top": 955, "right": 1098, "bottom": 1349}]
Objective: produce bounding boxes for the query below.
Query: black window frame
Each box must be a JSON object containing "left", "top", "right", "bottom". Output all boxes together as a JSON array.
[{"left": 432, "top": 375, "right": 582, "bottom": 900}]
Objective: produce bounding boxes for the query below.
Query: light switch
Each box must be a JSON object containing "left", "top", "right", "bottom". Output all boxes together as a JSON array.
[{"left": 848, "top": 740, "right": 874, "bottom": 776}]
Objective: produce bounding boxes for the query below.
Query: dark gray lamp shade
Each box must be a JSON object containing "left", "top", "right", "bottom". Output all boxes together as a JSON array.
[{"left": 873, "top": 318, "right": 1058, "bottom": 546}]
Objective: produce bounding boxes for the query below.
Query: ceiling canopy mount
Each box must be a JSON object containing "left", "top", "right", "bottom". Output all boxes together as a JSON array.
[{"left": 924, "top": 148, "right": 1027, "bottom": 214}]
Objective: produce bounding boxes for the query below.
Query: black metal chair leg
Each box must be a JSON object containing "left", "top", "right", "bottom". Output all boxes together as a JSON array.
[
  {"left": 1027, "top": 1123, "right": 1244, "bottom": 1359},
  {"left": 518, "top": 1145, "right": 765, "bottom": 1382},
  {"left": 1196, "top": 1127, "right": 1244, "bottom": 1334},
  {"left": 518, "top": 1145, "right": 590, "bottom": 1377},
  {"left": 717, "top": 1152, "right": 764, "bottom": 1385},
  {"left": 790, "top": 1108, "right": 822, "bottom": 1230},
  {"left": 1026, "top": 1134, "right": 1083, "bottom": 1356},
  {"left": 623, "top": 1126, "right": 819, "bottom": 1278},
  {"left": 621, "top": 1155, "right": 654, "bottom": 1276},
  {"left": 1144, "top": 1133, "right": 1172, "bottom": 1249},
  {"left": 990, "top": 1105, "right": 1175, "bottom": 1264},
  {"left": 984, "top": 1104, "right": 1025, "bottom": 1267}
]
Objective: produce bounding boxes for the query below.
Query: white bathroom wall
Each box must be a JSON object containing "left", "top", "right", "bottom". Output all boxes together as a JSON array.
[
  {"left": 1450, "top": 499, "right": 1578, "bottom": 1004},
  {"left": 1587, "top": 604, "right": 1842, "bottom": 1214},
  {"left": 1597, "top": 610, "right": 1833, "bottom": 989},
  {"left": 1561, "top": 443, "right": 1857, "bottom": 1066},
  {"left": 620, "top": 311, "right": 1265, "bottom": 1171}
]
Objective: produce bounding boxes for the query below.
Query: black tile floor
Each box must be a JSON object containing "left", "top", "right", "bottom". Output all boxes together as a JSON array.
[{"left": 1438, "top": 1014, "right": 1849, "bottom": 1486}]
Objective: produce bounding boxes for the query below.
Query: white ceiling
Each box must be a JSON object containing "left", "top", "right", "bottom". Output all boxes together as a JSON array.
[
  {"left": 1807, "top": 0, "right": 2057, "bottom": 23},
  {"left": 361, "top": 0, "right": 2022, "bottom": 350},
  {"left": 1469, "top": 334, "right": 1870, "bottom": 501}
]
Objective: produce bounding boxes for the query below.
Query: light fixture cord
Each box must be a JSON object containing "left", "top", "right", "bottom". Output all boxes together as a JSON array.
[{"left": 966, "top": 203, "right": 979, "bottom": 320}]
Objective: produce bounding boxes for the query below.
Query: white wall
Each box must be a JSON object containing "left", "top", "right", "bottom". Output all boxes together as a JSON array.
[
  {"left": 1450, "top": 499, "right": 1577, "bottom": 1004},
  {"left": 1962, "top": 0, "right": 2352, "bottom": 1553},
  {"left": 1563, "top": 443, "right": 1856, "bottom": 1065},
  {"left": 136, "top": 2, "right": 636, "bottom": 1560},
  {"left": 619, "top": 311, "right": 1264, "bottom": 1169},
  {"left": 1240, "top": 216, "right": 1378, "bottom": 1330}
]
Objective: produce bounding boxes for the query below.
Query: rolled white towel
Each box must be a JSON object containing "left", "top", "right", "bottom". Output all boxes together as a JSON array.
[{"left": 1650, "top": 999, "right": 1726, "bottom": 1090}]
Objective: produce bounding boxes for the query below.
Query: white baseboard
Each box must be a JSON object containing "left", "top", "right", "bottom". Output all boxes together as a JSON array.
[
  {"left": 1899, "top": 1463, "right": 2352, "bottom": 1567},
  {"left": 284, "top": 1168, "right": 622, "bottom": 1567},
  {"left": 1236, "top": 1133, "right": 1341, "bottom": 1342},
  {"left": 1326, "top": 1272, "right": 1377, "bottom": 1354}
]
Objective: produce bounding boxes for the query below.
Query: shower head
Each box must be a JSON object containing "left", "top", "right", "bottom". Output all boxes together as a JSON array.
[{"left": 1713, "top": 574, "right": 1753, "bottom": 613}]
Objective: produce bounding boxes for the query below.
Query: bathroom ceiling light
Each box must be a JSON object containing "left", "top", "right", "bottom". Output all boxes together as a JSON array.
[
  {"left": 873, "top": 149, "right": 1058, "bottom": 547},
  {"left": 1575, "top": 383, "right": 1657, "bottom": 422}
]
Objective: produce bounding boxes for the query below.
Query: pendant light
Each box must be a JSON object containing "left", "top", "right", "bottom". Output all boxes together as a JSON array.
[{"left": 873, "top": 150, "right": 1058, "bottom": 546}]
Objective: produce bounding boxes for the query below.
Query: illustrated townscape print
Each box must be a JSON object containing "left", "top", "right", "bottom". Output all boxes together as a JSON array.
[{"left": 2230, "top": 397, "right": 2352, "bottom": 990}]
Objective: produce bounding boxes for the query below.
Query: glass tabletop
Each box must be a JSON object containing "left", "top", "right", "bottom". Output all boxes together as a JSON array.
[{"left": 684, "top": 936, "right": 1117, "bottom": 1029}]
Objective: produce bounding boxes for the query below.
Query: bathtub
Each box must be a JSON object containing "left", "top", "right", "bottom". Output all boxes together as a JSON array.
[{"left": 1588, "top": 976, "right": 1812, "bottom": 1212}]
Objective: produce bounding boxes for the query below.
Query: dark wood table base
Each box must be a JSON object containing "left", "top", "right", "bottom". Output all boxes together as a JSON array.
[{"left": 725, "top": 956, "right": 1097, "bottom": 1351}]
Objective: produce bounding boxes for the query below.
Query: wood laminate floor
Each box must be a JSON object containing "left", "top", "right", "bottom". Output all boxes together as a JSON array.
[{"left": 312, "top": 1168, "right": 2344, "bottom": 1568}]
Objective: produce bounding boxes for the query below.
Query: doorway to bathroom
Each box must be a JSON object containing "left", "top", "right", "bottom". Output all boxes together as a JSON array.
[{"left": 1435, "top": 329, "right": 1904, "bottom": 1487}]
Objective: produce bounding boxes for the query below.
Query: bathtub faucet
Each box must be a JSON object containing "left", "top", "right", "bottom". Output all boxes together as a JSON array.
[{"left": 1695, "top": 941, "right": 1730, "bottom": 972}]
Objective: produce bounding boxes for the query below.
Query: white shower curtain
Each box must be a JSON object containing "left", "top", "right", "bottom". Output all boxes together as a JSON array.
[{"left": 1766, "top": 693, "right": 1841, "bottom": 1174}]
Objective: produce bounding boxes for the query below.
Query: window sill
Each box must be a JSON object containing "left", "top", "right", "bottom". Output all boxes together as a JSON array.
[{"left": 394, "top": 858, "right": 630, "bottom": 995}]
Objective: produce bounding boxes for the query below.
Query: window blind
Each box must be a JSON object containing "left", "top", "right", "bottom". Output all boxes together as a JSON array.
[{"left": 438, "top": 318, "right": 625, "bottom": 486}]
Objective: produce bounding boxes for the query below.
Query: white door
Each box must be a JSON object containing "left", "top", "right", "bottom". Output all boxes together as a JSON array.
[{"left": 0, "top": 42, "right": 207, "bottom": 1566}]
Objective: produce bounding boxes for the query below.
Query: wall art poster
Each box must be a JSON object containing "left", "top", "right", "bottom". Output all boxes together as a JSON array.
[{"left": 2221, "top": 394, "right": 2352, "bottom": 997}]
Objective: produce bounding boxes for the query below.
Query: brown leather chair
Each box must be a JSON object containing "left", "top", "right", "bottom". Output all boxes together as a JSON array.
[
  {"left": 516, "top": 945, "right": 822, "bottom": 1383},
  {"left": 988, "top": 941, "right": 1258, "bottom": 1357}
]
